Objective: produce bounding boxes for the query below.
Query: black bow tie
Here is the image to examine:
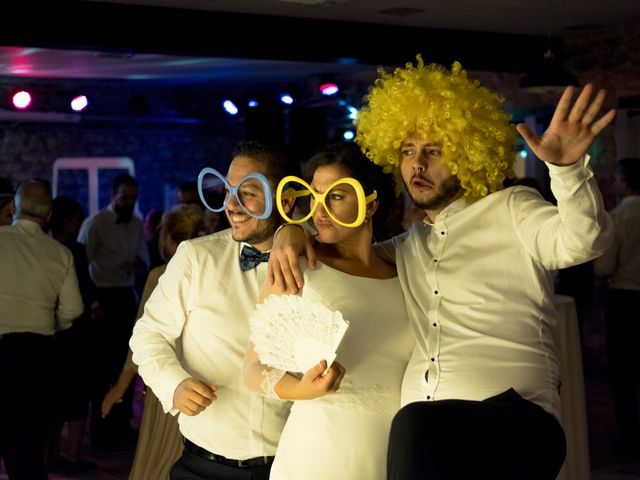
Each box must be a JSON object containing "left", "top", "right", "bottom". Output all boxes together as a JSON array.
[{"left": 239, "top": 245, "right": 270, "bottom": 272}]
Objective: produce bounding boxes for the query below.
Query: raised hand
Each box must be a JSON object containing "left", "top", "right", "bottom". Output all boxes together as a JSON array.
[
  {"left": 516, "top": 84, "right": 616, "bottom": 166},
  {"left": 173, "top": 377, "right": 218, "bottom": 416}
]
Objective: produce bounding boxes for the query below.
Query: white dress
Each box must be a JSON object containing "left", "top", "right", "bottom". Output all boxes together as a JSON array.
[{"left": 269, "top": 262, "right": 414, "bottom": 480}]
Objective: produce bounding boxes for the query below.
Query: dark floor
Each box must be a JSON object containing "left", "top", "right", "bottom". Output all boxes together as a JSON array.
[{"left": 2, "top": 308, "right": 640, "bottom": 480}]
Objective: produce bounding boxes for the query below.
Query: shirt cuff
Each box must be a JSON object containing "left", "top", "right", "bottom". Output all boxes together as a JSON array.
[
  {"left": 158, "top": 364, "right": 192, "bottom": 414},
  {"left": 547, "top": 154, "right": 593, "bottom": 197}
]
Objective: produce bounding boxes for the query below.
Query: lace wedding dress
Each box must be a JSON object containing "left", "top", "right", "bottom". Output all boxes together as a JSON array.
[{"left": 268, "top": 262, "right": 414, "bottom": 480}]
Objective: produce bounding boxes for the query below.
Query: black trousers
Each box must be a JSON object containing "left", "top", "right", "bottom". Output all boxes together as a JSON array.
[
  {"left": 90, "top": 287, "right": 138, "bottom": 448},
  {"left": 604, "top": 288, "right": 640, "bottom": 451},
  {"left": 387, "top": 388, "right": 566, "bottom": 480},
  {"left": 0, "top": 333, "right": 54, "bottom": 480},
  {"left": 170, "top": 450, "right": 272, "bottom": 480}
]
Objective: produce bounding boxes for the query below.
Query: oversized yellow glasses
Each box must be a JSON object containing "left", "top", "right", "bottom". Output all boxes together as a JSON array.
[{"left": 276, "top": 176, "right": 377, "bottom": 228}]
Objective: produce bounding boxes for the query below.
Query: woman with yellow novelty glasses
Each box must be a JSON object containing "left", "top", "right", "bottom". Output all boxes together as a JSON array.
[
  {"left": 244, "top": 142, "right": 414, "bottom": 480},
  {"left": 276, "top": 176, "right": 377, "bottom": 228}
]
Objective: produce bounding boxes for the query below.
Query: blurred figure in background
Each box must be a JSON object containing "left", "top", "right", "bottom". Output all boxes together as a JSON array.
[
  {"left": 78, "top": 173, "right": 149, "bottom": 450},
  {"left": 176, "top": 180, "right": 200, "bottom": 205},
  {"left": 48, "top": 195, "right": 97, "bottom": 475},
  {"left": 0, "top": 176, "right": 14, "bottom": 227},
  {"left": 595, "top": 157, "right": 640, "bottom": 456},
  {"left": 144, "top": 208, "right": 164, "bottom": 270},
  {"left": 0, "top": 180, "right": 83, "bottom": 479},
  {"left": 102, "top": 203, "right": 205, "bottom": 480}
]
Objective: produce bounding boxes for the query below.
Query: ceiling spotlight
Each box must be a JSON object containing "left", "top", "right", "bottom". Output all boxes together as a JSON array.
[
  {"left": 223, "top": 99, "right": 239, "bottom": 115},
  {"left": 319, "top": 74, "right": 340, "bottom": 96},
  {"left": 320, "top": 82, "right": 339, "bottom": 96},
  {"left": 12, "top": 90, "right": 32, "bottom": 110},
  {"left": 71, "top": 95, "right": 89, "bottom": 112},
  {"left": 343, "top": 130, "right": 355, "bottom": 141},
  {"left": 280, "top": 94, "right": 294, "bottom": 105},
  {"left": 248, "top": 99, "right": 259, "bottom": 108}
]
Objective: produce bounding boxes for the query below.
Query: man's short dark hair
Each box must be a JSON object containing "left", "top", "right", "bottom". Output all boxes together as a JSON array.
[
  {"left": 112, "top": 174, "right": 138, "bottom": 195},
  {"left": 232, "top": 141, "right": 299, "bottom": 188},
  {"left": 618, "top": 158, "right": 640, "bottom": 192}
]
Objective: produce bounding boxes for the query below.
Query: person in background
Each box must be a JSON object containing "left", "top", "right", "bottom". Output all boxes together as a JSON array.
[
  {"left": 0, "top": 176, "right": 14, "bottom": 227},
  {"left": 78, "top": 173, "right": 149, "bottom": 450},
  {"left": 594, "top": 157, "right": 640, "bottom": 456},
  {"left": 144, "top": 208, "right": 164, "bottom": 269},
  {"left": 176, "top": 180, "right": 200, "bottom": 205},
  {"left": 130, "top": 141, "right": 296, "bottom": 480},
  {"left": 0, "top": 180, "right": 83, "bottom": 479},
  {"left": 103, "top": 203, "right": 205, "bottom": 480},
  {"left": 48, "top": 195, "right": 97, "bottom": 475}
]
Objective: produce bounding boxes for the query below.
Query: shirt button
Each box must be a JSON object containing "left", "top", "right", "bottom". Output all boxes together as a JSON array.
[
  {"left": 433, "top": 259, "right": 438, "bottom": 263},
  {"left": 434, "top": 290, "right": 439, "bottom": 295},
  {"left": 440, "top": 231, "right": 445, "bottom": 235},
  {"left": 430, "top": 357, "right": 435, "bottom": 362},
  {"left": 432, "top": 323, "right": 437, "bottom": 327},
  {"left": 427, "top": 395, "right": 431, "bottom": 399}
]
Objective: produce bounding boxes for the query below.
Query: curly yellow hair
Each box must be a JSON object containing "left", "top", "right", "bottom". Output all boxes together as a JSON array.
[{"left": 356, "top": 55, "right": 517, "bottom": 200}]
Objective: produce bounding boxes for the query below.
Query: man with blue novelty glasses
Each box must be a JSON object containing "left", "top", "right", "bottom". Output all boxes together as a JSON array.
[{"left": 131, "top": 141, "right": 300, "bottom": 480}]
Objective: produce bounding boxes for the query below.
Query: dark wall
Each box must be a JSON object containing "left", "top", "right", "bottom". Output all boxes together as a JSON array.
[{"left": 0, "top": 122, "right": 243, "bottom": 217}]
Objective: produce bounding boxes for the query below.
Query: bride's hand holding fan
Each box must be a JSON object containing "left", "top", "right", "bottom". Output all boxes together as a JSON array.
[{"left": 290, "top": 359, "right": 346, "bottom": 400}]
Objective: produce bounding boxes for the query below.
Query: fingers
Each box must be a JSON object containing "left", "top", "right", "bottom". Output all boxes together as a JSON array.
[
  {"left": 305, "top": 360, "right": 328, "bottom": 380},
  {"left": 288, "top": 251, "right": 305, "bottom": 292},
  {"left": 591, "top": 108, "right": 617, "bottom": 136},
  {"left": 269, "top": 256, "right": 287, "bottom": 293},
  {"left": 567, "top": 83, "right": 595, "bottom": 123},
  {"left": 549, "top": 85, "right": 576, "bottom": 126},
  {"left": 174, "top": 378, "right": 218, "bottom": 416},
  {"left": 191, "top": 381, "right": 218, "bottom": 401},
  {"left": 515, "top": 123, "right": 539, "bottom": 150},
  {"left": 305, "top": 241, "right": 317, "bottom": 271},
  {"left": 326, "top": 362, "right": 346, "bottom": 392},
  {"left": 580, "top": 87, "right": 606, "bottom": 125}
]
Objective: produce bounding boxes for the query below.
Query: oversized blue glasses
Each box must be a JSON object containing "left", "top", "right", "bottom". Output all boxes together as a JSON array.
[{"left": 197, "top": 167, "right": 274, "bottom": 220}]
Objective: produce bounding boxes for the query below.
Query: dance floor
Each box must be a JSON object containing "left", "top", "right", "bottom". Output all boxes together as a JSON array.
[{"left": 2, "top": 336, "right": 640, "bottom": 480}]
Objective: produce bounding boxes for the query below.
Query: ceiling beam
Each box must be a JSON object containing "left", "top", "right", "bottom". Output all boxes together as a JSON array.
[{"left": 4, "top": 0, "right": 561, "bottom": 73}]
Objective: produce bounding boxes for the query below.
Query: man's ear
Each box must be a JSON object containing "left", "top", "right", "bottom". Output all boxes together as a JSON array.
[{"left": 279, "top": 187, "right": 296, "bottom": 216}]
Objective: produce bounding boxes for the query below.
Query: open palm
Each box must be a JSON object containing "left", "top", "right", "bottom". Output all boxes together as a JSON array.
[{"left": 516, "top": 84, "right": 616, "bottom": 166}]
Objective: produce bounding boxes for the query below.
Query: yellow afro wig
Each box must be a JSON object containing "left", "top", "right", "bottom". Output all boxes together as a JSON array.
[{"left": 356, "top": 55, "right": 517, "bottom": 200}]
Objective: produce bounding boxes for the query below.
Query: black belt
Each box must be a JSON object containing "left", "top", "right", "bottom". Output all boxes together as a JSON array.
[{"left": 183, "top": 439, "right": 274, "bottom": 468}]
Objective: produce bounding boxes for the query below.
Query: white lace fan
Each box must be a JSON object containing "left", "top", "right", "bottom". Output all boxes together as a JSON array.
[{"left": 250, "top": 294, "right": 349, "bottom": 373}]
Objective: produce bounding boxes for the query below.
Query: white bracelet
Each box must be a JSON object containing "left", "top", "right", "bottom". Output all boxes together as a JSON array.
[{"left": 273, "top": 223, "right": 305, "bottom": 240}]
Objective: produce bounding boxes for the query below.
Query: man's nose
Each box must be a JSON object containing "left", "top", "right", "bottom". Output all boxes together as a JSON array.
[
  {"left": 227, "top": 192, "right": 240, "bottom": 209},
  {"left": 412, "top": 153, "right": 427, "bottom": 173}
]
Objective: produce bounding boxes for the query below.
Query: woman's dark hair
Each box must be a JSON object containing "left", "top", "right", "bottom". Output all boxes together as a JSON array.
[{"left": 303, "top": 142, "right": 397, "bottom": 241}]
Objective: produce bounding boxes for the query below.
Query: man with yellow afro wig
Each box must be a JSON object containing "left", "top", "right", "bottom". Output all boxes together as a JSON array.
[{"left": 268, "top": 56, "right": 616, "bottom": 480}]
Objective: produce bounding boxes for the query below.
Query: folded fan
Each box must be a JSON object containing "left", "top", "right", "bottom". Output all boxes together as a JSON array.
[{"left": 250, "top": 294, "right": 349, "bottom": 373}]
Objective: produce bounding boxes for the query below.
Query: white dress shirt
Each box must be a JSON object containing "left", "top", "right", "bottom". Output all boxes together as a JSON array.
[
  {"left": 594, "top": 195, "right": 640, "bottom": 291},
  {"left": 386, "top": 158, "right": 613, "bottom": 421},
  {"left": 130, "top": 229, "right": 290, "bottom": 460},
  {"left": 77, "top": 205, "right": 149, "bottom": 288},
  {"left": 0, "top": 219, "right": 84, "bottom": 336}
]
